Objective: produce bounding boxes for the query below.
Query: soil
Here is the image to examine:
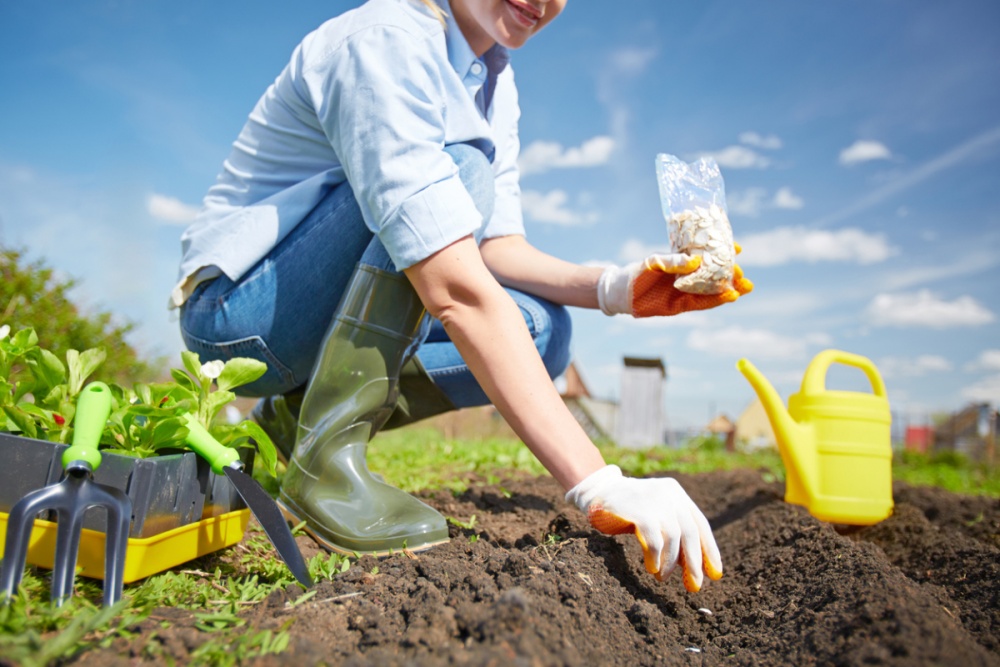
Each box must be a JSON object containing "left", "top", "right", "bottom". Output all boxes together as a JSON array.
[{"left": 71, "top": 469, "right": 1000, "bottom": 666}]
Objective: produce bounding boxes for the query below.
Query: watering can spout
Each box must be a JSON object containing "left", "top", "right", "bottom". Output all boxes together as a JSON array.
[
  {"left": 736, "top": 358, "right": 818, "bottom": 503},
  {"left": 736, "top": 359, "right": 803, "bottom": 449}
]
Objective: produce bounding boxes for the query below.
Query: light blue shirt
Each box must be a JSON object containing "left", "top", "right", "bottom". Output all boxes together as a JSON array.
[{"left": 172, "top": 0, "right": 524, "bottom": 307}]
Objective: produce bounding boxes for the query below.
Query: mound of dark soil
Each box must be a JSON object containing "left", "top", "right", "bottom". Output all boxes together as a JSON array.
[{"left": 76, "top": 469, "right": 1000, "bottom": 666}]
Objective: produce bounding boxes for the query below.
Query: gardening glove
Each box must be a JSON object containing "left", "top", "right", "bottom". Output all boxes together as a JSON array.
[
  {"left": 566, "top": 465, "right": 723, "bottom": 592},
  {"left": 597, "top": 245, "right": 753, "bottom": 318}
]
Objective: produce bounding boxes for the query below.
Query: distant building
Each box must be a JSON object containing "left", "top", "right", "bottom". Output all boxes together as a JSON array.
[
  {"left": 615, "top": 357, "right": 666, "bottom": 449},
  {"left": 735, "top": 397, "right": 777, "bottom": 451},
  {"left": 560, "top": 361, "right": 616, "bottom": 442},
  {"left": 904, "top": 426, "right": 934, "bottom": 454},
  {"left": 933, "top": 403, "right": 997, "bottom": 463},
  {"left": 706, "top": 413, "right": 736, "bottom": 451}
]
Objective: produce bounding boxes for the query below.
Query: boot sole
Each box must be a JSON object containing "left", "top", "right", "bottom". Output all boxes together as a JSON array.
[{"left": 276, "top": 498, "right": 449, "bottom": 557}]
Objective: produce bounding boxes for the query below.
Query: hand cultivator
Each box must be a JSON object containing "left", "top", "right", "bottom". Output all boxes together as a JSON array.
[{"left": 1, "top": 382, "right": 132, "bottom": 606}]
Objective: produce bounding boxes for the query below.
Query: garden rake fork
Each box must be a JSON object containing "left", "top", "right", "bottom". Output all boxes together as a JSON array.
[{"left": 0, "top": 381, "right": 132, "bottom": 606}]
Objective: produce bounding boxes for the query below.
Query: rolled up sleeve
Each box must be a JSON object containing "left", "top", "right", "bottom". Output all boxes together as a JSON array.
[{"left": 307, "top": 26, "right": 483, "bottom": 270}]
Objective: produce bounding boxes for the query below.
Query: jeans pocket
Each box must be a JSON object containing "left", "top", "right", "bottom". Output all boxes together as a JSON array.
[{"left": 180, "top": 331, "right": 298, "bottom": 398}]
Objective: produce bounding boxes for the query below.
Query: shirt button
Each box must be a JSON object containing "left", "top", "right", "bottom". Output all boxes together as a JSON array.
[{"left": 470, "top": 62, "right": 484, "bottom": 76}]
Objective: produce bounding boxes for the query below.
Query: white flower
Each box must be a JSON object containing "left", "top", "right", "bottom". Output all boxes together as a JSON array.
[
  {"left": 200, "top": 359, "right": 225, "bottom": 380},
  {"left": 0, "top": 324, "right": 9, "bottom": 340}
]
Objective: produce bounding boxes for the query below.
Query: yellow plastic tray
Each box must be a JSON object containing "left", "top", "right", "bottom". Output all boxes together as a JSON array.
[{"left": 0, "top": 509, "right": 250, "bottom": 583}]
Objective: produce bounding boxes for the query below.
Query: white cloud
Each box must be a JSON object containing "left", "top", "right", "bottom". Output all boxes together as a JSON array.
[
  {"left": 148, "top": 193, "right": 199, "bottom": 224},
  {"left": 966, "top": 349, "right": 1000, "bottom": 372},
  {"left": 867, "top": 290, "right": 995, "bottom": 328},
  {"left": 609, "top": 47, "right": 657, "bottom": 75},
  {"left": 696, "top": 146, "right": 770, "bottom": 169},
  {"left": 727, "top": 188, "right": 768, "bottom": 218},
  {"left": 961, "top": 374, "right": 1000, "bottom": 403},
  {"left": 0, "top": 163, "right": 186, "bottom": 360},
  {"left": 881, "top": 249, "right": 999, "bottom": 292},
  {"left": 597, "top": 47, "right": 656, "bottom": 148},
  {"left": 727, "top": 187, "right": 804, "bottom": 217},
  {"left": 518, "top": 136, "right": 615, "bottom": 176},
  {"left": 772, "top": 187, "right": 804, "bottom": 210},
  {"left": 686, "top": 326, "right": 827, "bottom": 359},
  {"left": 877, "top": 355, "right": 953, "bottom": 378},
  {"left": 809, "top": 126, "right": 1000, "bottom": 229},
  {"left": 738, "top": 226, "right": 895, "bottom": 266},
  {"left": 739, "top": 132, "right": 782, "bottom": 150},
  {"left": 839, "top": 140, "right": 892, "bottom": 166},
  {"left": 521, "top": 189, "right": 595, "bottom": 226}
]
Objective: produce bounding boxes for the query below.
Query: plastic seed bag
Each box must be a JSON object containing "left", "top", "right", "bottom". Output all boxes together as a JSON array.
[{"left": 655, "top": 154, "right": 736, "bottom": 295}]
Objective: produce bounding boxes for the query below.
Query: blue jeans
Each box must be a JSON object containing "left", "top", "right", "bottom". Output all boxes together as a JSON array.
[{"left": 180, "top": 143, "right": 572, "bottom": 408}]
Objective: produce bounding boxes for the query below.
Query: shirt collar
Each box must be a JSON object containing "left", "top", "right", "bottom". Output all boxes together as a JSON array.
[{"left": 441, "top": 1, "right": 509, "bottom": 80}]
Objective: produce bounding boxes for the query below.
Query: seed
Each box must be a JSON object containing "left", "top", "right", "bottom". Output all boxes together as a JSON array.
[{"left": 667, "top": 205, "right": 735, "bottom": 295}]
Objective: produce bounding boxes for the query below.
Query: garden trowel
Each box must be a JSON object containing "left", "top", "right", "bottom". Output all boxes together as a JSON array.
[{"left": 182, "top": 414, "right": 313, "bottom": 588}]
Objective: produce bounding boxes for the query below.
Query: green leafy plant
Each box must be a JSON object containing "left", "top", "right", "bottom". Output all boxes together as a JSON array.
[{"left": 0, "top": 325, "right": 277, "bottom": 474}]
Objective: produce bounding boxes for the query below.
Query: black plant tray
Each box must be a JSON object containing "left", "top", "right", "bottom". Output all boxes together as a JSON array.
[{"left": 0, "top": 432, "right": 252, "bottom": 538}]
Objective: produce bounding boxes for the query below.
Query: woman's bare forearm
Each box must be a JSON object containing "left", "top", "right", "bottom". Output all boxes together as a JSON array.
[
  {"left": 479, "top": 235, "right": 604, "bottom": 309},
  {"left": 404, "top": 236, "right": 606, "bottom": 490}
]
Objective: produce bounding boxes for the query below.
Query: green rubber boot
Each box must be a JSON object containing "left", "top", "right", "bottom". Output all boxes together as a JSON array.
[
  {"left": 277, "top": 264, "right": 450, "bottom": 555},
  {"left": 251, "top": 390, "right": 303, "bottom": 465},
  {"left": 253, "top": 351, "right": 457, "bottom": 464}
]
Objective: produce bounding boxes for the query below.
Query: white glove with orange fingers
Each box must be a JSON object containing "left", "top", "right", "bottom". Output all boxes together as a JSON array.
[
  {"left": 566, "top": 465, "right": 723, "bottom": 591},
  {"left": 597, "top": 250, "right": 753, "bottom": 318}
]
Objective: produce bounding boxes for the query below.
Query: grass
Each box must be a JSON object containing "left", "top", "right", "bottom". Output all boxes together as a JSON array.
[
  {"left": 2, "top": 427, "right": 997, "bottom": 664},
  {"left": 892, "top": 449, "right": 1000, "bottom": 496},
  {"left": 0, "top": 523, "right": 349, "bottom": 666},
  {"left": 371, "top": 428, "right": 1000, "bottom": 498}
]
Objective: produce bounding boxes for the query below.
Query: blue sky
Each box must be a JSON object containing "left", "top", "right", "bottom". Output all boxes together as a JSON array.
[{"left": 2, "top": 0, "right": 998, "bottom": 431}]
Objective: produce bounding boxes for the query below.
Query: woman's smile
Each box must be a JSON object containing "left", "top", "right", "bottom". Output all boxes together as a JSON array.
[{"left": 505, "top": 0, "right": 542, "bottom": 29}]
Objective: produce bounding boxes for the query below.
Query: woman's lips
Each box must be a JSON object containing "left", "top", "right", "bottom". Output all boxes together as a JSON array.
[{"left": 505, "top": 0, "right": 541, "bottom": 28}]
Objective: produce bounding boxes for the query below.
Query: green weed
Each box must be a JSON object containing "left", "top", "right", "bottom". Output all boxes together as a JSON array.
[
  {"left": 446, "top": 514, "right": 478, "bottom": 530},
  {"left": 894, "top": 449, "right": 1000, "bottom": 496}
]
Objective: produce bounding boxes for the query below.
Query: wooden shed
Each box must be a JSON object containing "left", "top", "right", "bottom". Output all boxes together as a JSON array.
[{"left": 615, "top": 357, "right": 666, "bottom": 449}]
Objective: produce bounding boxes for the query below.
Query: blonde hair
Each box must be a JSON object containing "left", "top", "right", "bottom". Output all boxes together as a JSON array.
[{"left": 417, "top": 0, "right": 448, "bottom": 26}]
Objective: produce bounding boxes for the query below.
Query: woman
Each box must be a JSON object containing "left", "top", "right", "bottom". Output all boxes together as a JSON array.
[{"left": 173, "top": 0, "right": 751, "bottom": 591}]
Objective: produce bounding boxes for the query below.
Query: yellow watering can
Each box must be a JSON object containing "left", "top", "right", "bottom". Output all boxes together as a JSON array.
[{"left": 736, "top": 349, "right": 893, "bottom": 525}]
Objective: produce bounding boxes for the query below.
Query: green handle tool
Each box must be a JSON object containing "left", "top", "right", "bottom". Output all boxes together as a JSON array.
[
  {"left": 62, "top": 381, "right": 112, "bottom": 471},
  {"left": 182, "top": 413, "right": 241, "bottom": 475},
  {"left": 182, "top": 413, "right": 312, "bottom": 587},
  {"left": 2, "top": 381, "right": 132, "bottom": 607}
]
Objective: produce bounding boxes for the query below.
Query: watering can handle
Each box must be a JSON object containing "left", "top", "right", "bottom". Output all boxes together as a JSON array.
[
  {"left": 801, "top": 350, "right": 887, "bottom": 398},
  {"left": 62, "top": 382, "right": 112, "bottom": 470}
]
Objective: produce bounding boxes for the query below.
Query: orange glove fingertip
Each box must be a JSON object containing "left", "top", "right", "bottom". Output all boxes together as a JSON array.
[
  {"left": 732, "top": 264, "right": 753, "bottom": 295},
  {"left": 702, "top": 543, "right": 723, "bottom": 581},
  {"left": 644, "top": 255, "right": 701, "bottom": 275},
  {"left": 676, "top": 550, "right": 702, "bottom": 592},
  {"left": 681, "top": 256, "right": 702, "bottom": 273}
]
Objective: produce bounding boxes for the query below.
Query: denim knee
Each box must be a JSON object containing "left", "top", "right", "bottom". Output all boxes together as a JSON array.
[
  {"left": 445, "top": 143, "right": 495, "bottom": 224},
  {"left": 509, "top": 290, "right": 572, "bottom": 381}
]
